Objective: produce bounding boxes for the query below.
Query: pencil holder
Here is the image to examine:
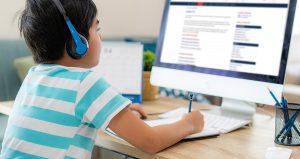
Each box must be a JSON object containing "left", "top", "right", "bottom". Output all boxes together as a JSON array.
[{"left": 275, "top": 103, "right": 300, "bottom": 146}]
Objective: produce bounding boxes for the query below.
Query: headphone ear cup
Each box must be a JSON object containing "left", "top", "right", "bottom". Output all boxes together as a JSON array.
[
  {"left": 66, "top": 34, "right": 89, "bottom": 59},
  {"left": 66, "top": 38, "right": 78, "bottom": 59},
  {"left": 79, "top": 34, "right": 89, "bottom": 50}
]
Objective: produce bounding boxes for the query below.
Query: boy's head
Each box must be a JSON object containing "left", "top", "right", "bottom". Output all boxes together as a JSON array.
[{"left": 20, "top": 0, "right": 101, "bottom": 67}]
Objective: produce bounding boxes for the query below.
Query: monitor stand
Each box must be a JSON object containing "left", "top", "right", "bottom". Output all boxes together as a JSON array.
[{"left": 208, "top": 98, "right": 256, "bottom": 120}]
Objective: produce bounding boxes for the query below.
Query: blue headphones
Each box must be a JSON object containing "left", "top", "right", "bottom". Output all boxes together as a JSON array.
[{"left": 52, "top": 0, "right": 89, "bottom": 59}]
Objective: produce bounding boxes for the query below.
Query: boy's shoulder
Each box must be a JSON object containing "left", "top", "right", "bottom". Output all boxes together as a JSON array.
[{"left": 29, "top": 64, "right": 102, "bottom": 83}]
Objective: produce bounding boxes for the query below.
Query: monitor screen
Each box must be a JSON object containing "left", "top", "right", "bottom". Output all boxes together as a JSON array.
[{"left": 151, "top": 0, "right": 297, "bottom": 105}]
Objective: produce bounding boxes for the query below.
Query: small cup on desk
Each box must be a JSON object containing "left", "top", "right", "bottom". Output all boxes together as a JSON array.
[{"left": 275, "top": 103, "right": 300, "bottom": 146}]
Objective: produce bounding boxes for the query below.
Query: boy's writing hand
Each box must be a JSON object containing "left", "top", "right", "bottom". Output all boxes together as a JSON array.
[
  {"left": 182, "top": 111, "right": 204, "bottom": 134},
  {"left": 129, "top": 104, "right": 148, "bottom": 119}
]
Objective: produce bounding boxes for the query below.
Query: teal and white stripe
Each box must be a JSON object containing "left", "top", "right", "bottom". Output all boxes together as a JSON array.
[
  {"left": 65, "top": 145, "right": 92, "bottom": 159},
  {"left": 21, "top": 95, "right": 75, "bottom": 115},
  {"left": 76, "top": 125, "right": 98, "bottom": 139},
  {"left": 26, "top": 73, "right": 80, "bottom": 91},
  {"left": 1, "top": 64, "right": 131, "bottom": 159},
  {"left": 3, "top": 137, "right": 66, "bottom": 158},
  {"left": 9, "top": 115, "right": 77, "bottom": 137},
  {"left": 84, "top": 87, "right": 118, "bottom": 122}
]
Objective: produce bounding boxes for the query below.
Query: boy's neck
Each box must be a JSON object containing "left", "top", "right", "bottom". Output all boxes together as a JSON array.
[
  {"left": 53, "top": 60, "right": 93, "bottom": 69},
  {"left": 50, "top": 53, "right": 94, "bottom": 69}
]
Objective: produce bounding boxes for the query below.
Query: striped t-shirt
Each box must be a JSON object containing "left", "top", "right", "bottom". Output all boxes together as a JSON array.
[{"left": 0, "top": 64, "right": 131, "bottom": 159}]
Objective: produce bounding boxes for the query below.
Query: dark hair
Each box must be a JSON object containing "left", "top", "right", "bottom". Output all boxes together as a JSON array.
[{"left": 19, "top": 0, "right": 97, "bottom": 63}]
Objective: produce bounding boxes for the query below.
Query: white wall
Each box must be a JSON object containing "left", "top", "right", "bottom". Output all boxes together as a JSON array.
[
  {"left": 0, "top": 0, "right": 165, "bottom": 39},
  {"left": 96, "top": 0, "right": 165, "bottom": 38},
  {"left": 292, "top": 3, "right": 300, "bottom": 35},
  {"left": 0, "top": 0, "right": 299, "bottom": 39},
  {"left": 0, "top": 0, "right": 24, "bottom": 39}
]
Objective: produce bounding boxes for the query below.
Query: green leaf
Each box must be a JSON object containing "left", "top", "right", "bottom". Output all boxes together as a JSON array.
[{"left": 143, "top": 50, "right": 155, "bottom": 71}]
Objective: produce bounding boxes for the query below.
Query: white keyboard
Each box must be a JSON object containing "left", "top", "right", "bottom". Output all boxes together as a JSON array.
[
  {"left": 202, "top": 112, "right": 250, "bottom": 133},
  {"left": 159, "top": 107, "right": 250, "bottom": 134}
]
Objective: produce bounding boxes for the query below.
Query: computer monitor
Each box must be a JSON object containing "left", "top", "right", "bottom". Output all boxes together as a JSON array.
[{"left": 151, "top": 0, "right": 297, "bottom": 119}]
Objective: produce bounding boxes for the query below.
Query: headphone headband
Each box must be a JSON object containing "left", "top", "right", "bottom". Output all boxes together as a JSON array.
[{"left": 52, "top": 0, "right": 68, "bottom": 21}]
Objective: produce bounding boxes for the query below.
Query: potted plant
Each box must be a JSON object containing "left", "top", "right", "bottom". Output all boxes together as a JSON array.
[{"left": 143, "top": 50, "right": 159, "bottom": 101}]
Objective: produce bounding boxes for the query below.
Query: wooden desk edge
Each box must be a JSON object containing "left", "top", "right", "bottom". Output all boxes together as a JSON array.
[{"left": 0, "top": 101, "right": 14, "bottom": 116}]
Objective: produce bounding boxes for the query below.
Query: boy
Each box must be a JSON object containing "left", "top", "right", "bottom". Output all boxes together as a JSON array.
[{"left": 0, "top": 0, "right": 204, "bottom": 158}]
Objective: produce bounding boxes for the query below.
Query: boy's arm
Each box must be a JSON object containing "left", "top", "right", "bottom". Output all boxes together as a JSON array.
[{"left": 108, "top": 106, "right": 204, "bottom": 154}]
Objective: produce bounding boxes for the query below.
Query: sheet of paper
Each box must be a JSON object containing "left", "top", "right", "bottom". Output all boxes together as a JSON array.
[
  {"left": 158, "top": 107, "right": 188, "bottom": 119},
  {"left": 145, "top": 117, "right": 220, "bottom": 139},
  {"left": 105, "top": 117, "right": 219, "bottom": 141},
  {"left": 94, "top": 42, "right": 143, "bottom": 103}
]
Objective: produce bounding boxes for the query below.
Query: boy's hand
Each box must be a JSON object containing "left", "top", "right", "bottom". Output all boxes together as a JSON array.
[
  {"left": 182, "top": 111, "right": 204, "bottom": 134},
  {"left": 129, "top": 104, "right": 147, "bottom": 119}
]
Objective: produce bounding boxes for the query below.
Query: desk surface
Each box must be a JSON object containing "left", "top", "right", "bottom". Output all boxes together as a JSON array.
[{"left": 1, "top": 97, "right": 299, "bottom": 159}]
